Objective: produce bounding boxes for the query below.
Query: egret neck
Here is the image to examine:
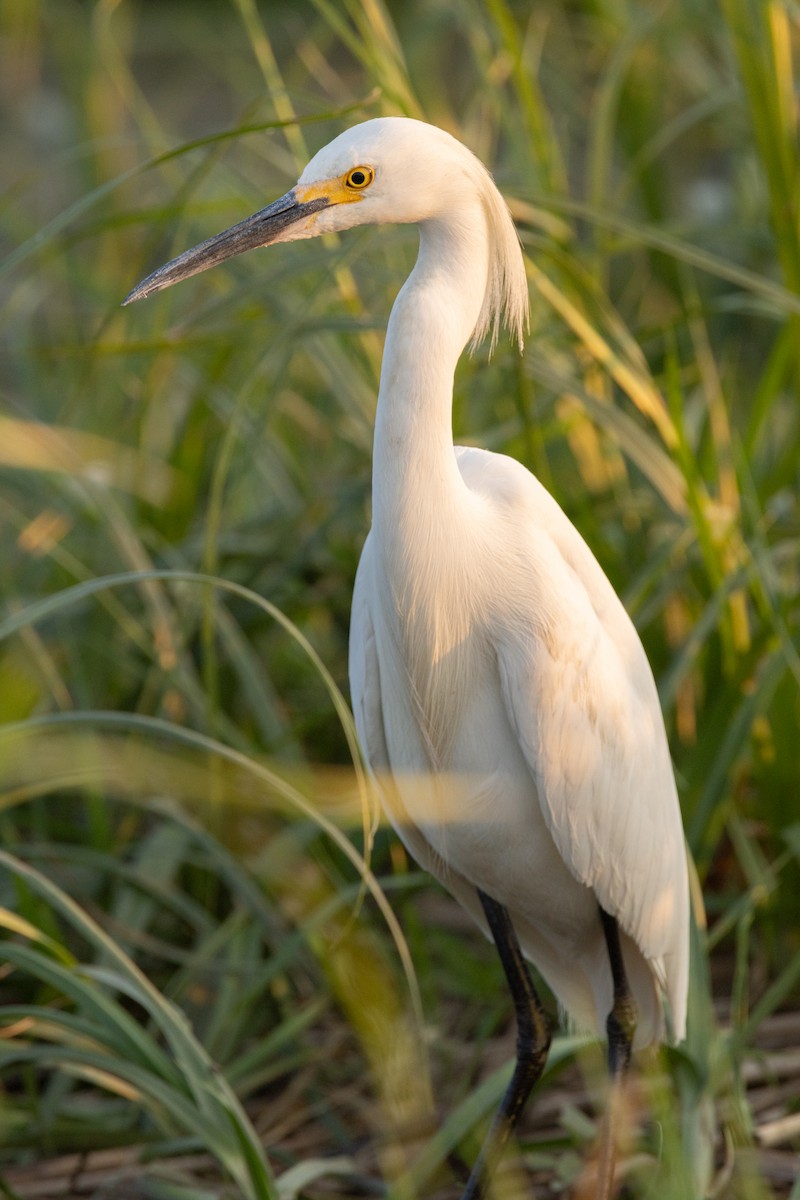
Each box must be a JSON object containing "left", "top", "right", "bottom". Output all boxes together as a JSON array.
[{"left": 371, "top": 202, "right": 491, "bottom": 540}]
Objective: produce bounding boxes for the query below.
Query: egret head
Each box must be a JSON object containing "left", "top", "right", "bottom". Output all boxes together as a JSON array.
[
  {"left": 124, "top": 117, "right": 527, "bottom": 349},
  {"left": 292, "top": 117, "right": 497, "bottom": 232}
]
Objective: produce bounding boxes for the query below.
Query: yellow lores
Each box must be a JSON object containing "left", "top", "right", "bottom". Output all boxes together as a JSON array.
[{"left": 296, "top": 164, "right": 375, "bottom": 206}]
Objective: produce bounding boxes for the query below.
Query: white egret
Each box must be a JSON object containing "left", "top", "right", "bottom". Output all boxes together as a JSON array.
[{"left": 125, "top": 117, "right": 689, "bottom": 1198}]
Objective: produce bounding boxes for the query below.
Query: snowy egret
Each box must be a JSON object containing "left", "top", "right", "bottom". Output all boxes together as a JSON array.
[{"left": 125, "top": 117, "right": 689, "bottom": 1198}]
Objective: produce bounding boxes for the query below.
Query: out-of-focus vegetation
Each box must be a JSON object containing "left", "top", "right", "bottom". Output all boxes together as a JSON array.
[{"left": 0, "top": 1, "right": 798, "bottom": 1197}]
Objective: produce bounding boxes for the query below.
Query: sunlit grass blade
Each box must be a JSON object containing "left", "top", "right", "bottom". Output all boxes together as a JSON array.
[
  {"left": 0, "top": 942, "right": 184, "bottom": 1086},
  {"left": 0, "top": 852, "right": 277, "bottom": 1200},
  {"left": 526, "top": 193, "right": 800, "bottom": 318}
]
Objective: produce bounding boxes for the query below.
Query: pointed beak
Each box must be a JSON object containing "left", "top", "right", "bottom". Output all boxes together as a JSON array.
[{"left": 122, "top": 189, "right": 330, "bottom": 305}]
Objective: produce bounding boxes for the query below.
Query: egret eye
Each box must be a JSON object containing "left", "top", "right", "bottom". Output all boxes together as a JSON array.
[{"left": 345, "top": 165, "right": 374, "bottom": 190}]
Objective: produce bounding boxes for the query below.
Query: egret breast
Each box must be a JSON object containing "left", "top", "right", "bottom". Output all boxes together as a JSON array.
[{"left": 375, "top": 615, "right": 599, "bottom": 955}]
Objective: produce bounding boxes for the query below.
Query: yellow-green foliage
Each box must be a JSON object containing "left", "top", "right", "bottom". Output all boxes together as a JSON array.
[{"left": 1, "top": 2, "right": 798, "bottom": 1197}]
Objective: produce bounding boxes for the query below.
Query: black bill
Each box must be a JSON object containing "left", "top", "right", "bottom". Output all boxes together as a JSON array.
[{"left": 123, "top": 189, "right": 330, "bottom": 305}]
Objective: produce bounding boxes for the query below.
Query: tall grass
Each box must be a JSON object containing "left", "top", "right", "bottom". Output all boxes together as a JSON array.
[{"left": 1, "top": 1, "right": 798, "bottom": 1197}]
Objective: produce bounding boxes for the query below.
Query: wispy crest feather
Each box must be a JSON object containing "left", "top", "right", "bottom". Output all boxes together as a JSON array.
[{"left": 467, "top": 156, "right": 529, "bottom": 355}]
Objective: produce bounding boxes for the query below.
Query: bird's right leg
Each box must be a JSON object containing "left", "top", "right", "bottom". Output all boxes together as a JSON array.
[
  {"left": 460, "top": 889, "right": 551, "bottom": 1200},
  {"left": 594, "top": 907, "right": 637, "bottom": 1200},
  {"left": 599, "top": 907, "right": 636, "bottom": 1080}
]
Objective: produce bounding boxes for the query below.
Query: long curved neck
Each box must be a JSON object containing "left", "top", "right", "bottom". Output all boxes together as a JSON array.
[{"left": 371, "top": 205, "right": 490, "bottom": 535}]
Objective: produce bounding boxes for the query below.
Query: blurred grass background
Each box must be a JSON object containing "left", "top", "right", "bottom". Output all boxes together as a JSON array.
[{"left": 0, "top": 0, "right": 799, "bottom": 1197}]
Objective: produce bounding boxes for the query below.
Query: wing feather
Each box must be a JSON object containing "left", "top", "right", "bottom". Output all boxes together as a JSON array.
[
  {"left": 349, "top": 535, "right": 495, "bottom": 925},
  {"left": 457, "top": 446, "right": 689, "bottom": 1037},
  {"left": 349, "top": 535, "right": 391, "bottom": 773}
]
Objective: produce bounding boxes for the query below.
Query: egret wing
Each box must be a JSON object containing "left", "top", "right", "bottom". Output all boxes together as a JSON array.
[
  {"left": 349, "top": 534, "right": 499, "bottom": 938},
  {"left": 495, "top": 550, "right": 688, "bottom": 1035},
  {"left": 456, "top": 447, "right": 689, "bottom": 1035},
  {"left": 349, "top": 535, "right": 391, "bottom": 773}
]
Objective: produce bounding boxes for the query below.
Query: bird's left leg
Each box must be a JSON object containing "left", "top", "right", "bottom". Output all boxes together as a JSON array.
[
  {"left": 595, "top": 907, "right": 637, "bottom": 1200},
  {"left": 460, "top": 889, "right": 551, "bottom": 1200}
]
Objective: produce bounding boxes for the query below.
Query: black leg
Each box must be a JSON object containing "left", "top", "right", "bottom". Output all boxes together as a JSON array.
[
  {"left": 598, "top": 907, "right": 636, "bottom": 1079},
  {"left": 595, "top": 907, "right": 637, "bottom": 1200},
  {"left": 461, "top": 889, "right": 551, "bottom": 1200}
]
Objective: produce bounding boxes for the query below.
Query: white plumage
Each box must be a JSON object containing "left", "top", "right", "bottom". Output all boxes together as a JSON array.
[
  {"left": 125, "top": 114, "right": 690, "bottom": 1190},
  {"left": 328, "top": 118, "right": 688, "bottom": 1046}
]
